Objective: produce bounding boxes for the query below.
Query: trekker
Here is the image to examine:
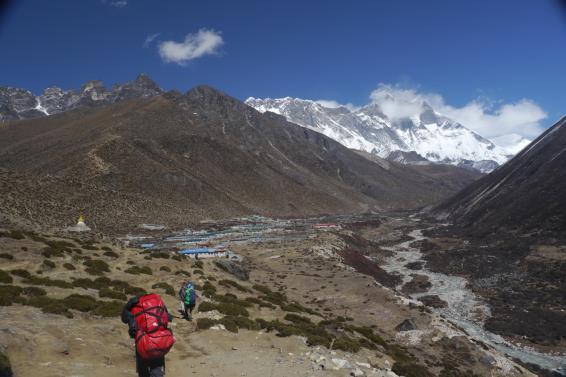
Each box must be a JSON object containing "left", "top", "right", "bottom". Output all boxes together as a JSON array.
[
  {"left": 121, "top": 293, "right": 176, "bottom": 377},
  {"left": 178, "top": 280, "right": 197, "bottom": 321}
]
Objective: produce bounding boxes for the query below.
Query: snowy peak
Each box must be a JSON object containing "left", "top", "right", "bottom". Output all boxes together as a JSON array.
[
  {"left": 0, "top": 74, "right": 164, "bottom": 122},
  {"left": 246, "top": 96, "right": 510, "bottom": 171}
]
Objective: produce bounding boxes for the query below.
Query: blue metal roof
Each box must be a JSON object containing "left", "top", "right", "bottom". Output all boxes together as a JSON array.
[{"left": 178, "top": 247, "right": 220, "bottom": 255}]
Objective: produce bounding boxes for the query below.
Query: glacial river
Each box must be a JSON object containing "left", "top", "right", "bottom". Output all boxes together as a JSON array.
[{"left": 380, "top": 226, "right": 566, "bottom": 375}]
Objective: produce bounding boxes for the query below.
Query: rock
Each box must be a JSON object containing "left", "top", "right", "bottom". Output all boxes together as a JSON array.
[
  {"left": 401, "top": 274, "right": 431, "bottom": 294},
  {"left": 418, "top": 295, "right": 448, "bottom": 308},
  {"left": 395, "top": 319, "right": 417, "bottom": 332},
  {"left": 213, "top": 260, "right": 249, "bottom": 281},
  {"left": 331, "top": 358, "right": 352, "bottom": 370},
  {"left": 479, "top": 354, "right": 496, "bottom": 366},
  {"left": 351, "top": 367, "right": 365, "bottom": 376}
]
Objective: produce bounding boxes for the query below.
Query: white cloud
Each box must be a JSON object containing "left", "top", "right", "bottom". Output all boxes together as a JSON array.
[
  {"left": 158, "top": 29, "right": 223, "bottom": 65},
  {"left": 110, "top": 0, "right": 127, "bottom": 7},
  {"left": 368, "top": 83, "right": 547, "bottom": 151},
  {"left": 316, "top": 99, "right": 360, "bottom": 112},
  {"left": 144, "top": 33, "right": 160, "bottom": 48}
]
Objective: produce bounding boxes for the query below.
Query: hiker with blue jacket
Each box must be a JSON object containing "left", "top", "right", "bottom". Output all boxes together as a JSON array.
[{"left": 178, "top": 281, "right": 197, "bottom": 321}]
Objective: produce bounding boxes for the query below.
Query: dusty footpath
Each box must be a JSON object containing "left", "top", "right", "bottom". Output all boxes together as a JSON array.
[{"left": 0, "top": 220, "right": 537, "bottom": 377}]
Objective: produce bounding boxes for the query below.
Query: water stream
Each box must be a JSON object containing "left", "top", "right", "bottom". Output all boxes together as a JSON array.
[{"left": 380, "top": 227, "right": 566, "bottom": 375}]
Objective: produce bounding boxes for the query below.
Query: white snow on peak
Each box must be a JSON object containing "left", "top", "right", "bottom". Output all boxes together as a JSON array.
[
  {"left": 34, "top": 98, "right": 50, "bottom": 116},
  {"left": 246, "top": 96, "right": 510, "bottom": 171}
]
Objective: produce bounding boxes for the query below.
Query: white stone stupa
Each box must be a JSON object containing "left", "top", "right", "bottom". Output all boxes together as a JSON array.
[{"left": 66, "top": 215, "right": 92, "bottom": 232}]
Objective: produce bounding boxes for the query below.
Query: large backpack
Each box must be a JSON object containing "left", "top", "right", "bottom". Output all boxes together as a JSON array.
[
  {"left": 131, "top": 293, "right": 175, "bottom": 360},
  {"left": 179, "top": 281, "right": 197, "bottom": 305}
]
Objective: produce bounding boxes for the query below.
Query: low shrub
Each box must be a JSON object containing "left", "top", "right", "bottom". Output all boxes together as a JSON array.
[
  {"left": 159, "top": 266, "right": 171, "bottom": 272},
  {"left": 197, "top": 318, "right": 216, "bottom": 330},
  {"left": 351, "top": 325, "right": 387, "bottom": 347},
  {"left": 102, "top": 251, "right": 119, "bottom": 258},
  {"left": 63, "top": 263, "right": 76, "bottom": 271},
  {"left": 151, "top": 282, "right": 175, "bottom": 296},
  {"left": 125, "top": 266, "right": 152, "bottom": 275},
  {"left": 83, "top": 260, "right": 110, "bottom": 276},
  {"left": 244, "top": 297, "right": 275, "bottom": 309},
  {"left": 63, "top": 294, "right": 98, "bottom": 312},
  {"left": 171, "top": 255, "right": 182, "bottom": 261},
  {"left": 124, "top": 286, "right": 147, "bottom": 296},
  {"left": 82, "top": 245, "right": 99, "bottom": 251},
  {"left": 202, "top": 281, "right": 216, "bottom": 297},
  {"left": 193, "top": 269, "right": 204, "bottom": 275},
  {"left": 0, "top": 253, "right": 13, "bottom": 260},
  {"left": 215, "top": 302, "right": 250, "bottom": 317},
  {"left": 198, "top": 301, "right": 217, "bottom": 312},
  {"left": 10, "top": 269, "right": 31, "bottom": 279},
  {"left": 333, "top": 336, "right": 361, "bottom": 353},
  {"left": 42, "top": 260, "right": 56, "bottom": 269},
  {"left": 99, "top": 288, "right": 127, "bottom": 301},
  {"left": 101, "top": 246, "right": 113, "bottom": 252},
  {"left": 193, "top": 260, "right": 204, "bottom": 269},
  {"left": 220, "top": 315, "right": 259, "bottom": 333},
  {"left": 24, "top": 276, "right": 73, "bottom": 289},
  {"left": 175, "top": 270, "right": 191, "bottom": 276},
  {"left": 42, "top": 247, "right": 64, "bottom": 258},
  {"left": 27, "top": 296, "right": 73, "bottom": 318},
  {"left": 0, "top": 230, "right": 25, "bottom": 240},
  {"left": 219, "top": 279, "right": 249, "bottom": 292},
  {"left": 0, "top": 285, "right": 23, "bottom": 305},
  {"left": 284, "top": 313, "right": 312, "bottom": 325},
  {"left": 151, "top": 252, "right": 170, "bottom": 259},
  {"left": 92, "top": 300, "right": 123, "bottom": 317},
  {"left": 22, "top": 286, "right": 46, "bottom": 297},
  {"left": 392, "top": 362, "right": 434, "bottom": 377},
  {"left": 0, "top": 270, "right": 13, "bottom": 284}
]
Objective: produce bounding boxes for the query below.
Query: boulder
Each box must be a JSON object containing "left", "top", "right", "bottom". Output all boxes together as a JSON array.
[{"left": 395, "top": 319, "right": 417, "bottom": 332}]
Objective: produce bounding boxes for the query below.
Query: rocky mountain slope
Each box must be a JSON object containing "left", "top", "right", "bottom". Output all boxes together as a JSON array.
[
  {"left": 0, "top": 84, "right": 479, "bottom": 232},
  {"left": 246, "top": 97, "right": 510, "bottom": 172},
  {"left": 0, "top": 74, "right": 162, "bottom": 121},
  {"left": 436, "top": 115, "right": 566, "bottom": 235}
]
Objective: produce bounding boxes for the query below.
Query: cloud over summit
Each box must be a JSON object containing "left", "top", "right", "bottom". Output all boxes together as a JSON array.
[{"left": 368, "top": 84, "right": 547, "bottom": 151}]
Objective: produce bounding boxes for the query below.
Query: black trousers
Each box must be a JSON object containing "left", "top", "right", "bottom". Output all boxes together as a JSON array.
[
  {"left": 182, "top": 302, "right": 195, "bottom": 318},
  {"left": 136, "top": 353, "right": 165, "bottom": 377}
]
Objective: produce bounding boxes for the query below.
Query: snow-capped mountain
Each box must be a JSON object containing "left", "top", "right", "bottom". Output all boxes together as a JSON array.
[
  {"left": 245, "top": 97, "right": 511, "bottom": 172},
  {"left": 0, "top": 74, "right": 162, "bottom": 122}
]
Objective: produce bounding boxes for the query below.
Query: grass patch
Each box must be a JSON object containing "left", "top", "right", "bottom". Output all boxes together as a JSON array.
[
  {"left": 0, "top": 285, "right": 23, "bottom": 305},
  {"left": 219, "top": 279, "right": 250, "bottom": 292},
  {"left": 62, "top": 294, "right": 98, "bottom": 312},
  {"left": 197, "top": 301, "right": 217, "bottom": 312},
  {"left": 99, "top": 288, "right": 127, "bottom": 301},
  {"left": 202, "top": 281, "right": 217, "bottom": 297},
  {"left": 10, "top": 269, "right": 31, "bottom": 279},
  {"left": 92, "top": 300, "right": 123, "bottom": 317},
  {"left": 23, "top": 275, "right": 73, "bottom": 289},
  {"left": 42, "top": 247, "right": 64, "bottom": 258},
  {"left": 27, "top": 296, "right": 73, "bottom": 318},
  {"left": 83, "top": 260, "right": 110, "bottom": 275},
  {"left": 197, "top": 318, "right": 216, "bottom": 330},
  {"left": 0, "top": 230, "right": 25, "bottom": 240},
  {"left": 102, "top": 251, "right": 119, "bottom": 258},
  {"left": 22, "top": 286, "right": 46, "bottom": 297},
  {"left": 220, "top": 315, "right": 259, "bottom": 333},
  {"left": 0, "top": 270, "right": 13, "bottom": 284},
  {"left": 151, "top": 252, "right": 170, "bottom": 259},
  {"left": 42, "top": 260, "right": 56, "bottom": 269},
  {"left": 125, "top": 266, "right": 152, "bottom": 275},
  {"left": 151, "top": 282, "right": 175, "bottom": 296}
]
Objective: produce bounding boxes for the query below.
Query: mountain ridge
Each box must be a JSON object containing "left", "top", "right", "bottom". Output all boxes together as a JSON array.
[{"left": 245, "top": 96, "right": 511, "bottom": 172}]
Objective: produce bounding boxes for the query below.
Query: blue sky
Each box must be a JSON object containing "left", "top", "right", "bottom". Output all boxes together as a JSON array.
[{"left": 1, "top": 0, "right": 565, "bottom": 147}]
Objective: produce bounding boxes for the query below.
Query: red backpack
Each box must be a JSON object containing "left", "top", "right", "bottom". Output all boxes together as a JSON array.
[{"left": 131, "top": 294, "right": 176, "bottom": 360}]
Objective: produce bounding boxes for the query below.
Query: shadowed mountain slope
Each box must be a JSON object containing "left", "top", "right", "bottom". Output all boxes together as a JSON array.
[
  {"left": 436, "top": 116, "right": 566, "bottom": 235},
  {"left": 0, "top": 85, "right": 479, "bottom": 232}
]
